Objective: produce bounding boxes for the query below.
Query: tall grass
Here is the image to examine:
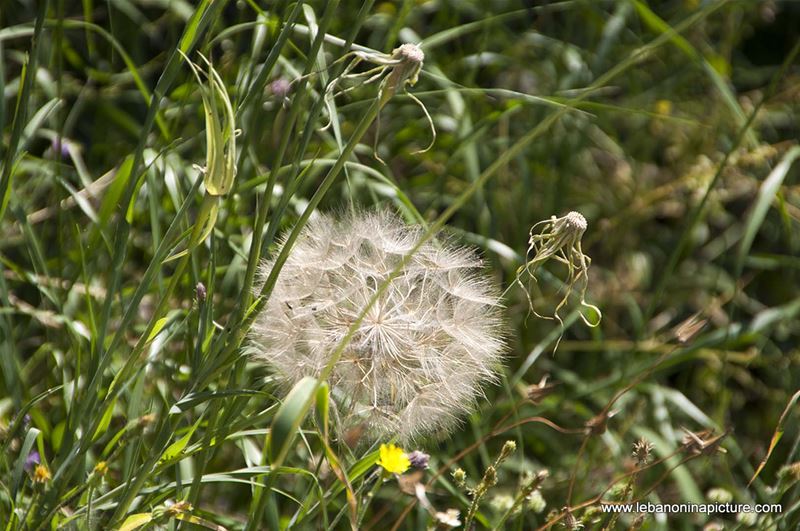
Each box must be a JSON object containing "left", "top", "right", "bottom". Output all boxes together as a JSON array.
[{"left": 1, "top": 1, "right": 799, "bottom": 529}]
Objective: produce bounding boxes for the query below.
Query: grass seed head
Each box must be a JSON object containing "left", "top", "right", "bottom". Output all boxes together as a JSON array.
[
  {"left": 250, "top": 211, "right": 504, "bottom": 443},
  {"left": 452, "top": 468, "right": 467, "bottom": 488}
]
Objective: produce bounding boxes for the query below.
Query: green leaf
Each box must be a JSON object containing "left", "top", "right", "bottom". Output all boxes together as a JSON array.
[
  {"left": 146, "top": 317, "right": 169, "bottom": 344},
  {"left": 117, "top": 513, "right": 153, "bottom": 531},
  {"left": 92, "top": 398, "right": 116, "bottom": 441},
  {"left": 12, "top": 427, "right": 41, "bottom": 497},
  {"left": 52, "top": 421, "right": 66, "bottom": 453},
  {"left": 97, "top": 156, "right": 134, "bottom": 228},
  {"left": 170, "top": 389, "right": 272, "bottom": 414},
  {"left": 315, "top": 381, "right": 329, "bottom": 437},
  {"left": 268, "top": 376, "right": 318, "bottom": 465},
  {"left": 174, "top": 513, "right": 228, "bottom": 530},
  {"left": 737, "top": 146, "right": 800, "bottom": 276},
  {"left": 631, "top": 0, "right": 751, "bottom": 144},
  {"left": 0, "top": 0, "right": 46, "bottom": 222},
  {"left": 750, "top": 389, "right": 800, "bottom": 486},
  {"left": 160, "top": 417, "right": 203, "bottom": 463}
]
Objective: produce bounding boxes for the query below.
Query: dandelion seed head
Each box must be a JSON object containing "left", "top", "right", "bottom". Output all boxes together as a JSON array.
[
  {"left": 386, "top": 43, "right": 425, "bottom": 91},
  {"left": 563, "top": 211, "right": 587, "bottom": 234},
  {"left": 250, "top": 211, "right": 504, "bottom": 443},
  {"left": 394, "top": 43, "right": 425, "bottom": 66}
]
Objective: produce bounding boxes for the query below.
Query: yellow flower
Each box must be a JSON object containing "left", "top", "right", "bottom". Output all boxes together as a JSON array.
[
  {"left": 377, "top": 443, "right": 410, "bottom": 474},
  {"left": 654, "top": 99, "right": 672, "bottom": 116},
  {"left": 33, "top": 464, "right": 51, "bottom": 483},
  {"left": 93, "top": 461, "right": 109, "bottom": 476}
]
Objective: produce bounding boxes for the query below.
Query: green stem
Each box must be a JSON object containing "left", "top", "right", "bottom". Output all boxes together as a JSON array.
[{"left": 245, "top": 91, "right": 384, "bottom": 531}]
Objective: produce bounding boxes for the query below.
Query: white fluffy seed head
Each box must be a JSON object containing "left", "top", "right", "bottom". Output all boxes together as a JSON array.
[{"left": 250, "top": 211, "right": 505, "bottom": 443}]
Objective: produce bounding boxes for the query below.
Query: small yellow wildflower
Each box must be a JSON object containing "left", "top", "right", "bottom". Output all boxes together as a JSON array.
[
  {"left": 33, "top": 464, "right": 51, "bottom": 483},
  {"left": 654, "top": 99, "right": 672, "bottom": 116},
  {"left": 377, "top": 443, "right": 410, "bottom": 475},
  {"left": 93, "top": 460, "right": 109, "bottom": 476}
]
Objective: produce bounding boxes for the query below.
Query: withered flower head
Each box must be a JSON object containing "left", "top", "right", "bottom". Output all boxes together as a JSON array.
[{"left": 632, "top": 437, "right": 655, "bottom": 465}]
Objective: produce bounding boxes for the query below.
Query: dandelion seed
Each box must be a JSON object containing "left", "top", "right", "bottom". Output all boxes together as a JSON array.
[
  {"left": 250, "top": 211, "right": 504, "bottom": 443},
  {"left": 672, "top": 312, "right": 707, "bottom": 344},
  {"left": 377, "top": 443, "right": 411, "bottom": 475},
  {"left": 514, "top": 211, "right": 601, "bottom": 351}
]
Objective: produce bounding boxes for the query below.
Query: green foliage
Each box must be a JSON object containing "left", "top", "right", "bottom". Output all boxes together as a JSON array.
[{"left": 1, "top": 1, "right": 799, "bottom": 529}]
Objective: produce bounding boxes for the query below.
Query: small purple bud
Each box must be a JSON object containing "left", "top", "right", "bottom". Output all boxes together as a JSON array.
[
  {"left": 52, "top": 138, "right": 71, "bottom": 159},
  {"left": 269, "top": 78, "right": 291, "bottom": 99},
  {"left": 407, "top": 450, "right": 430, "bottom": 469},
  {"left": 24, "top": 450, "right": 40, "bottom": 472},
  {"left": 195, "top": 282, "right": 207, "bottom": 303},
  {"left": 23, "top": 414, "right": 31, "bottom": 428}
]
